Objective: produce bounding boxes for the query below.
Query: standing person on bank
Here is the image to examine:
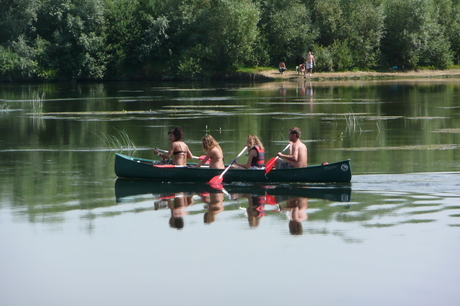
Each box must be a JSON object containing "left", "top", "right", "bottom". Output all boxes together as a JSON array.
[
  {"left": 276, "top": 127, "right": 308, "bottom": 168},
  {"left": 231, "top": 135, "right": 265, "bottom": 169},
  {"left": 194, "top": 134, "right": 225, "bottom": 169},
  {"left": 305, "top": 51, "right": 316, "bottom": 76},
  {"left": 153, "top": 126, "right": 193, "bottom": 166}
]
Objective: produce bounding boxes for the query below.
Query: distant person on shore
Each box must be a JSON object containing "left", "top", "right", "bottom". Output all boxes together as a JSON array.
[
  {"left": 279, "top": 62, "right": 287, "bottom": 74},
  {"left": 194, "top": 134, "right": 225, "bottom": 169},
  {"left": 276, "top": 127, "right": 308, "bottom": 168},
  {"left": 153, "top": 126, "right": 193, "bottom": 165},
  {"left": 305, "top": 51, "right": 315, "bottom": 76},
  {"left": 297, "top": 63, "right": 305, "bottom": 77},
  {"left": 231, "top": 135, "right": 265, "bottom": 169}
]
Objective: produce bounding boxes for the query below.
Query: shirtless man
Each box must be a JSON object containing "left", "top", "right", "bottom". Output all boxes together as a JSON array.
[
  {"left": 276, "top": 127, "right": 308, "bottom": 168},
  {"left": 153, "top": 126, "right": 193, "bottom": 166},
  {"left": 305, "top": 51, "right": 315, "bottom": 76}
]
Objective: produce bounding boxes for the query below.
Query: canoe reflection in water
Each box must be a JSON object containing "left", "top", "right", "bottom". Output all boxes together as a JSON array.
[{"left": 115, "top": 179, "right": 351, "bottom": 233}]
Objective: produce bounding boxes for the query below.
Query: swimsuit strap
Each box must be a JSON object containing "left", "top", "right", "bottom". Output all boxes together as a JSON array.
[{"left": 173, "top": 142, "right": 187, "bottom": 155}]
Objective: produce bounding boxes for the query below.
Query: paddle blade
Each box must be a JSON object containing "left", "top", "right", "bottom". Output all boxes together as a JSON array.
[
  {"left": 265, "top": 194, "right": 277, "bottom": 205},
  {"left": 208, "top": 175, "right": 223, "bottom": 185},
  {"left": 265, "top": 157, "right": 278, "bottom": 174},
  {"left": 199, "top": 155, "right": 210, "bottom": 164}
]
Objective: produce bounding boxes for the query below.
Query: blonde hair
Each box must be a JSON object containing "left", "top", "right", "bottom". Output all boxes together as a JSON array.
[
  {"left": 202, "top": 134, "right": 221, "bottom": 153},
  {"left": 246, "top": 135, "right": 264, "bottom": 151}
]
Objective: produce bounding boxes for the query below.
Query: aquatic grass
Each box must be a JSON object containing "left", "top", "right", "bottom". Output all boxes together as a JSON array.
[
  {"left": 32, "top": 92, "right": 45, "bottom": 113},
  {"left": 344, "top": 111, "right": 362, "bottom": 134},
  {"left": 0, "top": 103, "right": 10, "bottom": 112},
  {"left": 97, "top": 129, "right": 137, "bottom": 153}
]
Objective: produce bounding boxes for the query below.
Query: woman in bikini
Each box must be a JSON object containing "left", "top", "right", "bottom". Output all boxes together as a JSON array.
[
  {"left": 153, "top": 126, "right": 193, "bottom": 166},
  {"left": 194, "top": 134, "right": 224, "bottom": 169}
]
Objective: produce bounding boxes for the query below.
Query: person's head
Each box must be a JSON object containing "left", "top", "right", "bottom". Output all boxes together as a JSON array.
[
  {"left": 289, "top": 127, "right": 301, "bottom": 139},
  {"left": 289, "top": 220, "right": 303, "bottom": 235},
  {"left": 246, "top": 135, "right": 264, "bottom": 151},
  {"left": 308, "top": 51, "right": 312, "bottom": 55},
  {"left": 168, "top": 126, "right": 184, "bottom": 141},
  {"left": 203, "top": 212, "right": 216, "bottom": 224},
  {"left": 169, "top": 217, "right": 184, "bottom": 229},
  {"left": 202, "top": 134, "right": 220, "bottom": 152}
]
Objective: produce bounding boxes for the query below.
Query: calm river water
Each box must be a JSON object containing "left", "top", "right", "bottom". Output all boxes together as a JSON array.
[{"left": 1, "top": 79, "right": 459, "bottom": 306}]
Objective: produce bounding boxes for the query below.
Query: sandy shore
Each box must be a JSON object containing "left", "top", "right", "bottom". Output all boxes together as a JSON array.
[{"left": 256, "top": 68, "right": 460, "bottom": 81}]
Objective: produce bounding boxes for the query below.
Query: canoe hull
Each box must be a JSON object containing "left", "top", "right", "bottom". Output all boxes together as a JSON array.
[{"left": 114, "top": 153, "right": 352, "bottom": 183}]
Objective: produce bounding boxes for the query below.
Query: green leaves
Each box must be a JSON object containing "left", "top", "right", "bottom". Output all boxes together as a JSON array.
[{"left": 1, "top": 0, "right": 458, "bottom": 81}]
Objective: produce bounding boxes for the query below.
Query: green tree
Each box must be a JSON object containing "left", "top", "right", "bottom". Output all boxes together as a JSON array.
[
  {"left": 204, "top": 0, "right": 260, "bottom": 69},
  {"left": 0, "top": 0, "right": 40, "bottom": 44},
  {"left": 341, "top": 0, "right": 385, "bottom": 69},
  {"left": 104, "top": 0, "right": 143, "bottom": 76},
  {"left": 382, "top": 0, "right": 453, "bottom": 69},
  {"left": 433, "top": 0, "right": 460, "bottom": 65},
  {"left": 311, "top": 0, "right": 343, "bottom": 47},
  {"left": 33, "top": 0, "right": 107, "bottom": 79},
  {"left": 258, "top": 0, "right": 318, "bottom": 65}
]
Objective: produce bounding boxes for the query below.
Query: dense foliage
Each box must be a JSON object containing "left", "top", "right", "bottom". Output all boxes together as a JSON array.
[{"left": 1, "top": 0, "right": 459, "bottom": 81}]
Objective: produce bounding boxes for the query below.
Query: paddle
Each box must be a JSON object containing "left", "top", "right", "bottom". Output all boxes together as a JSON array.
[
  {"left": 208, "top": 146, "right": 248, "bottom": 184},
  {"left": 156, "top": 148, "right": 207, "bottom": 162},
  {"left": 265, "top": 143, "right": 291, "bottom": 174}
]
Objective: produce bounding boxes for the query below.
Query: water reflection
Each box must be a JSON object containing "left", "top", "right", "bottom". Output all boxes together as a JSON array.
[{"left": 115, "top": 179, "right": 351, "bottom": 234}]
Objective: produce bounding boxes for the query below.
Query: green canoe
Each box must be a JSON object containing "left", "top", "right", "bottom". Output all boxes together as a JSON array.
[{"left": 114, "top": 153, "right": 352, "bottom": 183}]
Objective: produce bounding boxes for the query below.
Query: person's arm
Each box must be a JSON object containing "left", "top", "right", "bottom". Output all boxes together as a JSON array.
[
  {"left": 195, "top": 152, "right": 212, "bottom": 167},
  {"left": 153, "top": 145, "right": 173, "bottom": 159},
  {"left": 186, "top": 147, "right": 193, "bottom": 159},
  {"left": 278, "top": 143, "right": 299, "bottom": 162},
  {"left": 235, "top": 149, "right": 256, "bottom": 169}
]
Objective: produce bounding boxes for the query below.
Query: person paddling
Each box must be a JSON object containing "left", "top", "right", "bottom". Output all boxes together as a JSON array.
[
  {"left": 231, "top": 135, "right": 265, "bottom": 169},
  {"left": 153, "top": 126, "right": 193, "bottom": 166},
  {"left": 276, "top": 127, "right": 307, "bottom": 168},
  {"left": 194, "top": 134, "right": 225, "bottom": 169}
]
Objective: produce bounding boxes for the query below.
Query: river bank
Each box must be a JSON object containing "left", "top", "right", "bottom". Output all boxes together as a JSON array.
[{"left": 253, "top": 68, "right": 460, "bottom": 81}]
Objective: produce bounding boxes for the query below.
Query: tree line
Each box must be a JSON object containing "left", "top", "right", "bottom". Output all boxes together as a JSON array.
[{"left": 1, "top": 0, "right": 459, "bottom": 81}]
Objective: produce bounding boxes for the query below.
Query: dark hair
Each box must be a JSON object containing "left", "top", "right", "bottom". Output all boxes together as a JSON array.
[
  {"left": 168, "top": 126, "right": 184, "bottom": 141},
  {"left": 289, "top": 127, "right": 301, "bottom": 138}
]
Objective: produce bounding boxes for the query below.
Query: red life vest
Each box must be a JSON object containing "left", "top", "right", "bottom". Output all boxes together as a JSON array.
[{"left": 251, "top": 146, "right": 265, "bottom": 167}]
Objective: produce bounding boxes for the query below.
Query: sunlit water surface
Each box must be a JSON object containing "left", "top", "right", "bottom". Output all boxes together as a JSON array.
[{"left": 1, "top": 80, "right": 459, "bottom": 306}]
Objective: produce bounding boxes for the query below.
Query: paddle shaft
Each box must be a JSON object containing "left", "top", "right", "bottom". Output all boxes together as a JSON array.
[
  {"left": 156, "top": 148, "right": 201, "bottom": 160},
  {"left": 218, "top": 146, "right": 248, "bottom": 179},
  {"left": 277, "top": 143, "right": 292, "bottom": 158}
]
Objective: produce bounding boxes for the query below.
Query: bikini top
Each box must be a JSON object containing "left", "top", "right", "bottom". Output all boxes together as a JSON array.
[{"left": 173, "top": 142, "right": 187, "bottom": 155}]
